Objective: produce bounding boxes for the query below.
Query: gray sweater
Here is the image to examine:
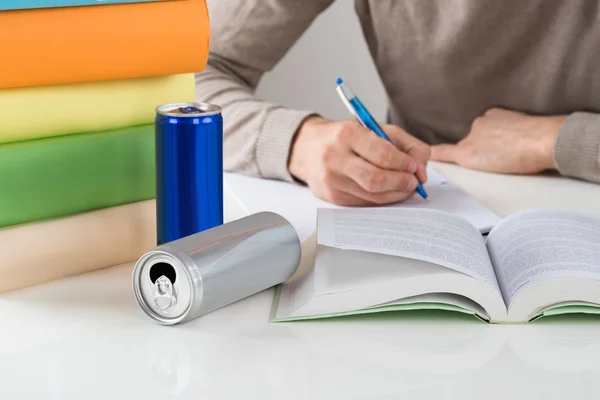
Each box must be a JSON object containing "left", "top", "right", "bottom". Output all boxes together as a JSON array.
[{"left": 196, "top": 0, "right": 600, "bottom": 184}]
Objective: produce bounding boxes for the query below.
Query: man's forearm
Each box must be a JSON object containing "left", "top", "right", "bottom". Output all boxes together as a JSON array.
[
  {"left": 193, "top": 0, "right": 332, "bottom": 182},
  {"left": 195, "top": 60, "right": 315, "bottom": 182},
  {"left": 554, "top": 112, "right": 600, "bottom": 184}
]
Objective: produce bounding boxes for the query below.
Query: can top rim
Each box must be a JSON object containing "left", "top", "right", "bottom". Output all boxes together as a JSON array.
[
  {"left": 132, "top": 249, "right": 198, "bottom": 325},
  {"left": 156, "top": 102, "right": 222, "bottom": 117}
]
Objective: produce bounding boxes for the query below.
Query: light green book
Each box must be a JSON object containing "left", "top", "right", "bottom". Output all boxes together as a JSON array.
[{"left": 271, "top": 208, "right": 600, "bottom": 324}]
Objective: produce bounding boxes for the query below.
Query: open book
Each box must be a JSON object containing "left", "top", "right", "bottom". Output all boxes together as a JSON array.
[{"left": 271, "top": 208, "right": 600, "bottom": 324}]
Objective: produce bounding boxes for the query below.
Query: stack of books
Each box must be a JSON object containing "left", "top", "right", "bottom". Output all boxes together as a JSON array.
[{"left": 0, "top": 0, "right": 210, "bottom": 293}]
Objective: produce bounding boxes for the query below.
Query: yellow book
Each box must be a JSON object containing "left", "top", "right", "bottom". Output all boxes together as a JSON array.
[{"left": 0, "top": 74, "right": 194, "bottom": 144}]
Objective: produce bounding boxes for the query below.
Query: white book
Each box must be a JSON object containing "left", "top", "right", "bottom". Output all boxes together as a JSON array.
[{"left": 272, "top": 207, "right": 600, "bottom": 323}]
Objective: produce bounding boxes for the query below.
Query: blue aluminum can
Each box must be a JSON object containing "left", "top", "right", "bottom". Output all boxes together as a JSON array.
[{"left": 155, "top": 102, "right": 223, "bottom": 245}]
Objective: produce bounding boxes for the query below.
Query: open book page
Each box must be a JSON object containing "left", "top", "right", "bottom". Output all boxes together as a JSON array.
[
  {"left": 375, "top": 293, "right": 488, "bottom": 316},
  {"left": 487, "top": 209, "right": 600, "bottom": 306},
  {"left": 317, "top": 208, "right": 501, "bottom": 295},
  {"left": 386, "top": 169, "right": 501, "bottom": 233}
]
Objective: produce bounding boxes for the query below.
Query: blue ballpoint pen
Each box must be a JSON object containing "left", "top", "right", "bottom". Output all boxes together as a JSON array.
[{"left": 335, "top": 78, "right": 428, "bottom": 199}]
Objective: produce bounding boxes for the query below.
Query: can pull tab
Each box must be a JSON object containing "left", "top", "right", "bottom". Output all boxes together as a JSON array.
[{"left": 154, "top": 275, "right": 177, "bottom": 310}]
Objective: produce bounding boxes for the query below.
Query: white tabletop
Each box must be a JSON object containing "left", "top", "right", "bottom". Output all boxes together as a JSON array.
[{"left": 2, "top": 162, "right": 600, "bottom": 399}]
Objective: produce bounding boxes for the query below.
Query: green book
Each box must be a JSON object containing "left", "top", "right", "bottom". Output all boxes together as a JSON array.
[
  {"left": 0, "top": 124, "right": 155, "bottom": 228},
  {"left": 271, "top": 208, "right": 600, "bottom": 324}
]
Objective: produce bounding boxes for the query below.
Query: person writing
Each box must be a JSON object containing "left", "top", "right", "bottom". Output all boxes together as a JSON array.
[{"left": 196, "top": 0, "right": 600, "bottom": 206}]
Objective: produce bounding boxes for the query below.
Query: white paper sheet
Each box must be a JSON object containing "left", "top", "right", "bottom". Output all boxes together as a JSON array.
[{"left": 224, "top": 166, "right": 501, "bottom": 242}]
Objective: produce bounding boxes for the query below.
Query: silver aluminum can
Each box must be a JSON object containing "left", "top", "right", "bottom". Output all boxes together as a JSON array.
[{"left": 132, "top": 212, "right": 301, "bottom": 325}]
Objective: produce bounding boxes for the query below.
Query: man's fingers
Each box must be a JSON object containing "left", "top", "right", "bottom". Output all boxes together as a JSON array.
[
  {"left": 415, "top": 163, "right": 428, "bottom": 184},
  {"left": 383, "top": 124, "right": 431, "bottom": 164},
  {"left": 317, "top": 172, "right": 414, "bottom": 206},
  {"left": 344, "top": 156, "right": 418, "bottom": 193},
  {"left": 315, "top": 171, "right": 377, "bottom": 206},
  {"left": 350, "top": 128, "right": 418, "bottom": 173},
  {"left": 317, "top": 188, "right": 372, "bottom": 206},
  {"left": 430, "top": 144, "right": 459, "bottom": 164},
  {"left": 380, "top": 124, "right": 430, "bottom": 183},
  {"left": 336, "top": 174, "right": 414, "bottom": 205}
]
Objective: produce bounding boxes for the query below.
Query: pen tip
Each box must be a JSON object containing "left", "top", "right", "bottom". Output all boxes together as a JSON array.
[{"left": 336, "top": 78, "right": 343, "bottom": 85}]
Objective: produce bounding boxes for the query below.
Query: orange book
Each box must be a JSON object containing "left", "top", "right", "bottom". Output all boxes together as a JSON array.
[{"left": 0, "top": 0, "right": 209, "bottom": 89}]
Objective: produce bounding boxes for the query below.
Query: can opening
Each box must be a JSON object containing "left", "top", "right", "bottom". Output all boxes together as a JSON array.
[
  {"left": 177, "top": 106, "right": 202, "bottom": 114},
  {"left": 150, "top": 262, "right": 177, "bottom": 284}
]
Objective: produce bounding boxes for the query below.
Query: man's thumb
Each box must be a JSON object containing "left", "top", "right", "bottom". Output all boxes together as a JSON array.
[{"left": 430, "top": 144, "right": 458, "bottom": 163}]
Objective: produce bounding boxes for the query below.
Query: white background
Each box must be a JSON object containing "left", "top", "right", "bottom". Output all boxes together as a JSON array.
[{"left": 255, "top": 0, "right": 388, "bottom": 122}]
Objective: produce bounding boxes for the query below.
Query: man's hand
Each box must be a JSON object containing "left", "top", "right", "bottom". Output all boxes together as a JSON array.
[
  {"left": 288, "top": 116, "right": 430, "bottom": 206},
  {"left": 431, "top": 108, "right": 567, "bottom": 174}
]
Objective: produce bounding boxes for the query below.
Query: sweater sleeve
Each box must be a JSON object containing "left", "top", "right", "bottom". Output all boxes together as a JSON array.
[
  {"left": 195, "top": 0, "right": 334, "bottom": 182},
  {"left": 554, "top": 112, "right": 600, "bottom": 183}
]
